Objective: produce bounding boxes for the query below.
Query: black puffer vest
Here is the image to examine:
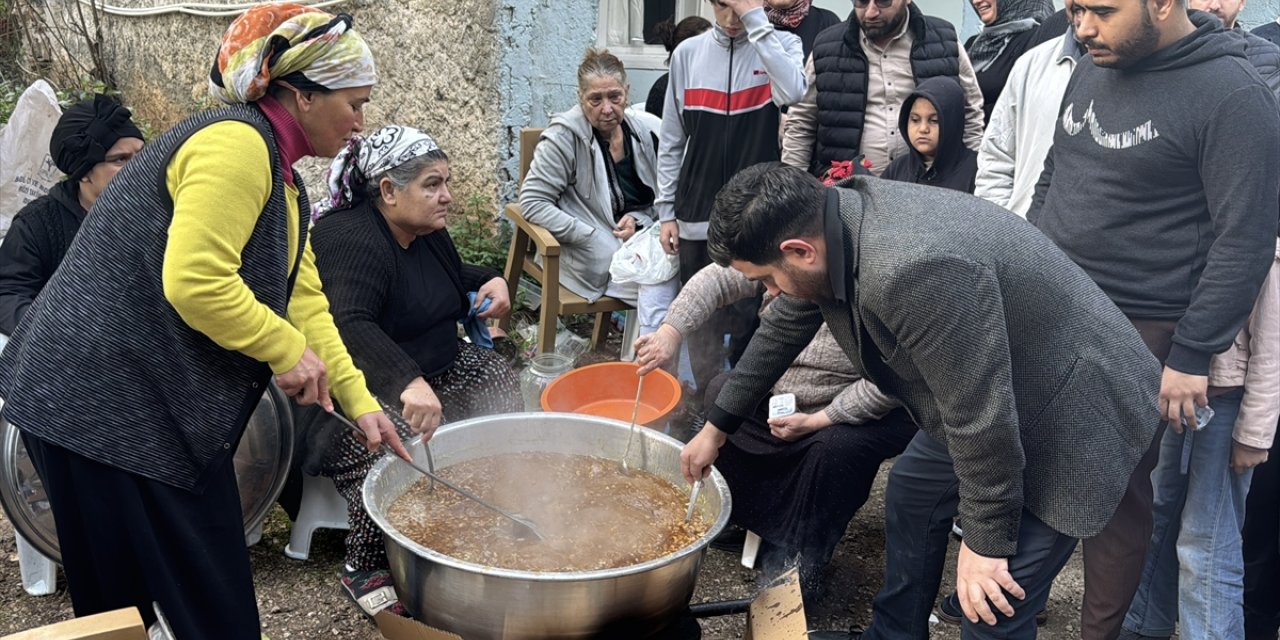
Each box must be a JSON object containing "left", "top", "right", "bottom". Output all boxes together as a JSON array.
[{"left": 810, "top": 4, "right": 961, "bottom": 174}]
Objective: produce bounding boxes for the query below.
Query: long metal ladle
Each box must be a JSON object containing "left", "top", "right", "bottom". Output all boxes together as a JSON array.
[
  {"left": 330, "top": 411, "right": 545, "bottom": 541},
  {"left": 618, "top": 374, "right": 646, "bottom": 475}
]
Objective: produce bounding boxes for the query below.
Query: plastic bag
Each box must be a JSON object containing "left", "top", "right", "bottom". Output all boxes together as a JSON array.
[
  {"left": 0, "top": 80, "right": 64, "bottom": 242},
  {"left": 609, "top": 224, "right": 679, "bottom": 285},
  {"left": 513, "top": 317, "right": 589, "bottom": 361}
]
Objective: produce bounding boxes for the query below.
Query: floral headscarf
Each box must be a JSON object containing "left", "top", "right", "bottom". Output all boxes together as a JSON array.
[
  {"left": 209, "top": 3, "right": 377, "bottom": 105},
  {"left": 312, "top": 125, "right": 443, "bottom": 219}
]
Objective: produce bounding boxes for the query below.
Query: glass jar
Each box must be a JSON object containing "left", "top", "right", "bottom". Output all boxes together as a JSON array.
[{"left": 519, "top": 353, "right": 575, "bottom": 411}]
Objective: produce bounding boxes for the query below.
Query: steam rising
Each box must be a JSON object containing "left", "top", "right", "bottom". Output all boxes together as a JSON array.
[{"left": 387, "top": 453, "right": 709, "bottom": 572}]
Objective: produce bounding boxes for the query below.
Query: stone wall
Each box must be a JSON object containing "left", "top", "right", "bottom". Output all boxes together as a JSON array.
[{"left": 29, "top": 0, "right": 505, "bottom": 204}]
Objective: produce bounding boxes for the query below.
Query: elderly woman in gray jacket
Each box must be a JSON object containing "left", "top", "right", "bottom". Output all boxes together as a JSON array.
[{"left": 519, "top": 48, "right": 678, "bottom": 336}]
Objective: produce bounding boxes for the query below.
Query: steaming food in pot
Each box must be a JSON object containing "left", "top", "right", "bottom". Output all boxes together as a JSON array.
[{"left": 386, "top": 452, "right": 711, "bottom": 572}]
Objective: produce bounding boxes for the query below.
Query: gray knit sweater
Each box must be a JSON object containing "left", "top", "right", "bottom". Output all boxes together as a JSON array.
[{"left": 663, "top": 263, "right": 897, "bottom": 423}]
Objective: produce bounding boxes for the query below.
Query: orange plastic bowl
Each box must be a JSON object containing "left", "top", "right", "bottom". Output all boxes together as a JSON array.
[{"left": 541, "top": 362, "right": 682, "bottom": 426}]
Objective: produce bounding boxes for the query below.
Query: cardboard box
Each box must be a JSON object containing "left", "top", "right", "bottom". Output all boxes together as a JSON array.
[
  {"left": 743, "top": 568, "right": 807, "bottom": 640},
  {"left": 374, "top": 567, "right": 807, "bottom": 640},
  {"left": 1, "top": 608, "right": 147, "bottom": 640}
]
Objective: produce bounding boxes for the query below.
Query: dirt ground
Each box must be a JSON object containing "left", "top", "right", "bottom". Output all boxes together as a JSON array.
[
  {"left": 0, "top": 458, "right": 1090, "bottom": 639},
  {"left": 0, "top": 328, "right": 1093, "bottom": 639}
]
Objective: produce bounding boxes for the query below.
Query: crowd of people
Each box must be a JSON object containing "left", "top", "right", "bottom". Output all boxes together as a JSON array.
[
  {"left": 639, "top": 0, "right": 1280, "bottom": 638},
  {"left": 0, "top": 0, "right": 1277, "bottom": 638}
]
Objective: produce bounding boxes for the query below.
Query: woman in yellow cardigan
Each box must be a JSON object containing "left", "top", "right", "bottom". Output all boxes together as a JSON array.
[{"left": 0, "top": 5, "right": 409, "bottom": 638}]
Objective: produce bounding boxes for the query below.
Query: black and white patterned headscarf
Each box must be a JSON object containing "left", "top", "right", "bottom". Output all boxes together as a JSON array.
[
  {"left": 312, "top": 125, "right": 442, "bottom": 219},
  {"left": 966, "top": 0, "right": 1055, "bottom": 72}
]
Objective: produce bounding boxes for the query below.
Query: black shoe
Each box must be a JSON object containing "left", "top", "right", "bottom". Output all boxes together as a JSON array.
[
  {"left": 709, "top": 524, "right": 747, "bottom": 551},
  {"left": 936, "top": 593, "right": 1048, "bottom": 627},
  {"left": 1117, "top": 631, "right": 1170, "bottom": 640},
  {"left": 936, "top": 593, "right": 964, "bottom": 625}
]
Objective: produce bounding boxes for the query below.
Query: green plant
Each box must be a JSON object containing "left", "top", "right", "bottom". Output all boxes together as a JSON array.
[
  {"left": 0, "top": 75, "right": 155, "bottom": 139},
  {"left": 450, "top": 193, "right": 512, "bottom": 274},
  {"left": 53, "top": 73, "right": 112, "bottom": 108},
  {"left": 0, "top": 78, "right": 19, "bottom": 124},
  {"left": 0, "top": 0, "right": 21, "bottom": 83},
  {"left": 0, "top": 75, "right": 104, "bottom": 126}
]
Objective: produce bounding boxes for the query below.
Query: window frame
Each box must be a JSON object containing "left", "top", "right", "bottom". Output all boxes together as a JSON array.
[{"left": 596, "top": 0, "right": 713, "bottom": 70}]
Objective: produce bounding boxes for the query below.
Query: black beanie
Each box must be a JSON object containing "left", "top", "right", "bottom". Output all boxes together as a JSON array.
[{"left": 49, "top": 94, "right": 144, "bottom": 182}]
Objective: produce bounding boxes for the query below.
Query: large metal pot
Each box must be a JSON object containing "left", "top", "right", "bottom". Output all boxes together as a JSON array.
[
  {"left": 363, "top": 412, "right": 732, "bottom": 640},
  {"left": 0, "top": 385, "right": 294, "bottom": 563}
]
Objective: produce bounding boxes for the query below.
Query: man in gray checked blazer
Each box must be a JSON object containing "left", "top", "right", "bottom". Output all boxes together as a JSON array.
[{"left": 681, "top": 163, "right": 1162, "bottom": 639}]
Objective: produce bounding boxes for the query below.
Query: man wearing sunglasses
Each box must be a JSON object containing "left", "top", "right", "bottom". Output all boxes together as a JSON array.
[{"left": 780, "top": 0, "right": 984, "bottom": 179}]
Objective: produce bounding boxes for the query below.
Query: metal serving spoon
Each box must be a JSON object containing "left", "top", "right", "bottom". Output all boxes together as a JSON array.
[
  {"left": 685, "top": 479, "right": 703, "bottom": 522},
  {"left": 380, "top": 402, "right": 437, "bottom": 493},
  {"left": 330, "top": 411, "right": 545, "bottom": 541}
]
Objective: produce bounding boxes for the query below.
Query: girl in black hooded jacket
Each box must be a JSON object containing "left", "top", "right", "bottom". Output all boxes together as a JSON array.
[{"left": 880, "top": 76, "right": 978, "bottom": 194}]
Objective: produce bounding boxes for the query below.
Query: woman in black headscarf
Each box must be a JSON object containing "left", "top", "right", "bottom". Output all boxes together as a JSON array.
[
  {"left": 0, "top": 94, "right": 144, "bottom": 334},
  {"left": 965, "top": 0, "right": 1055, "bottom": 124},
  {"left": 880, "top": 77, "right": 978, "bottom": 194}
]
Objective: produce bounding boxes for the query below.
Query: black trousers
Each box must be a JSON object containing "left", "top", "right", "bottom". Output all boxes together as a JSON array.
[
  {"left": 22, "top": 432, "right": 260, "bottom": 639},
  {"left": 863, "top": 430, "right": 1079, "bottom": 640},
  {"left": 678, "top": 239, "right": 760, "bottom": 398},
  {"left": 1243, "top": 425, "right": 1280, "bottom": 640}
]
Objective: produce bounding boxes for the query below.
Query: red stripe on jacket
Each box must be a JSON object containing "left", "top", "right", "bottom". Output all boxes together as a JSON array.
[{"left": 683, "top": 84, "right": 773, "bottom": 113}]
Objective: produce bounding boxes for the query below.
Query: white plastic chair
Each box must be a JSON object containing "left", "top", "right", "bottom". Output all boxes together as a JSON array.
[
  {"left": 16, "top": 532, "right": 56, "bottom": 596},
  {"left": 284, "top": 473, "right": 350, "bottom": 560}
]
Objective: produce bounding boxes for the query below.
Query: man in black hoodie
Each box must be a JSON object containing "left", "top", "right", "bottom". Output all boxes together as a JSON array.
[{"left": 1028, "top": 0, "right": 1280, "bottom": 636}]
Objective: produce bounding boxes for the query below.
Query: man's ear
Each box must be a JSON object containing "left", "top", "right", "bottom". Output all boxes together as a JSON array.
[
  {"left": 1150, "top": 0, "right": 1180, "bottom": 21},
  {"left": 778, "top": 238, "right": 821, "bottom": 264}
]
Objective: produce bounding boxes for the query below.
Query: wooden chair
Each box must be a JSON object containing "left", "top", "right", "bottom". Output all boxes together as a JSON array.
[{"left": 499, "top": 128, "right": 633, "bottom": 354}]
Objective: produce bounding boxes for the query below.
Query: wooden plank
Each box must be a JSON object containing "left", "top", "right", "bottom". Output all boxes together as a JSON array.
[{"left": 2, "top": 609, "right": 147, "bottom": 640}]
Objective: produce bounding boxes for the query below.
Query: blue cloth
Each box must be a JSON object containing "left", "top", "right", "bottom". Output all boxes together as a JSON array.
[
  {"left": 1124, "top": 388, "right": 1252, "bottom": 639},
  {"left": 464, "top": 292, "right": 493, "bottom": 349}
]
